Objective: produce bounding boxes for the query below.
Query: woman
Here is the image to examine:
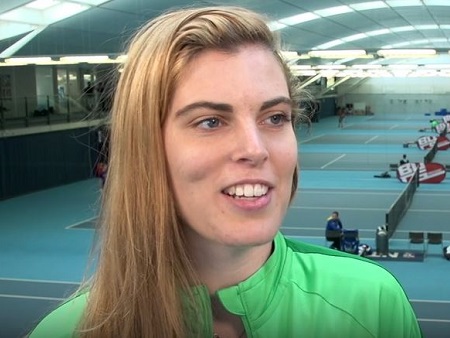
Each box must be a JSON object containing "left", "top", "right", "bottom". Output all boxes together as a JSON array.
[{"left": 30, "top": 6, "right": 422, "bottom": 338}]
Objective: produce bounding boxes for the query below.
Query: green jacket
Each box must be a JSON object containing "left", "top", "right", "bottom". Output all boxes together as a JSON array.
[{"left": 30, "top": 232, "right": 422, "bottom": 337}]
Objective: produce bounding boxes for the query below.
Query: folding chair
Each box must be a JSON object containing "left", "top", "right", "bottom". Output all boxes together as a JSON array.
[
  {"left": 408, "top": 231, "right": 425, "bottom": 253},
  {"left": 341, "top": 229, "right": 359, "bottom": 254},
  {"left": 426, "top": 232, "right": 443, "bottom": 252}
]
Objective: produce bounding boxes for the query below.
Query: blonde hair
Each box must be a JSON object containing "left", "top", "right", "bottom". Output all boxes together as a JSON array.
[{"left": 80, "top": 6, "right": 302, "bottom": 337}]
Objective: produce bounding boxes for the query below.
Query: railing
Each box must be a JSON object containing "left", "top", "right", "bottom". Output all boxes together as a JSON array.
[{"left": 0, "top": 93, "right": 109, "bottom": 132}]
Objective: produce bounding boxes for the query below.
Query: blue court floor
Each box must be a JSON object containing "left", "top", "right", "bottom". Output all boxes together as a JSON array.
[{"left": 1, "top": 113, "right": 450, "bottom": 337}]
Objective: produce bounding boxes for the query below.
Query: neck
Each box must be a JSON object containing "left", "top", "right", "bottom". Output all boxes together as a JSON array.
[{"left": 188, "top": 236, "right": 273, "bottom": 294}]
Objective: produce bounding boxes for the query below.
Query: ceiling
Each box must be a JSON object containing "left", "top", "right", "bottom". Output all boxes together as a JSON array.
[{"left": 1, "top": 0, "right": 450, "bottom": 76}]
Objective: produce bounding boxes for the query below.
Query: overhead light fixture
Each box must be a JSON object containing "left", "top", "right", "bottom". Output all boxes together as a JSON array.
[
  {"left": 425, "top": 64, "right": 450, "bottom": 69},
  {"left": 377, "top": 49, "right": 436, "bottom": 58},
  {"left": 316, "top": 65, "right": 347, "bottom": 70},
  {"left": 278, "top": 12, "right": 319, "bottom": 26},
  {"left": 4, "top": 56, "right": 52, "bottom": 64},
  {"left": 424, "top": 0, "right": 450, "bottom": 5},
  {"left": 386, "top": 0, "right": 422, "bottom": 7},
  {"left": 351, "top": 64, "right": 383, "bottom": 69},
  {"left": 25, "top": 0, "right": 60, "bottom": 10},
  {"left": 315, "top": 40, "right": 345, "bottom": 50},
  {"left": 314, "top": 6, "right": 353, "bottom": 17},
  {"left": 280, "top": 51, "right": 299, "bottom": 61},
  {"left": 367, "top": 29, "right": 391, "bottom": 37},
  {"left": 59, "top": 55, "right": 110, "bottom": 64},
  {"left": 290, "top": 65, "right": 312, "bottom": 70},
  {"left": 350, "top": 2, "right": 388, "bottom": 11},
  {"left": 342, "top": 33, "right": 368, "bottom": 43},
  {"left": 308, "top": 50, "right": 367, "bottom": 58},
  {"left": 390, "top": 26, "right": 415, "bottom": 33},
  {"left": 388, "top": 64, "right": 418, "bottom": 69}
]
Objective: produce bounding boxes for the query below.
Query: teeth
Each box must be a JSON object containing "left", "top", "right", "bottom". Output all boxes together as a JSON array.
[{"left": 225, "top": 184, "right": 268, "bottom": 197}]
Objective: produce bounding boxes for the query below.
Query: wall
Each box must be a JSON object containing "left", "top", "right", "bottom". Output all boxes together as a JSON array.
[
  {"left": 337, "top": 77, "right": 450, "bottom": 115},
  {"left": 0, "top": 127, "right": 99, "bottom": 200}
]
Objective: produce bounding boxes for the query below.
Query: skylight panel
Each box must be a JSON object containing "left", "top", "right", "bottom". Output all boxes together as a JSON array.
[
  {"left": 267, "top": 21, "right": 287, "bottom": 31},
  {"left": 278, "top": 12, "right": 319, "bottom": 26},
  {"left": 0, "top": 7, "right": 44, "bottom": 25},
  {"left": 342, "top": 33, "right": 368, "bottom": 42},
  {"left": 350, "top": 1, "right": 388, "bottom": 11},
  {"left": 391, "top": 26, "right": 415, "bottom": 32},
  {"left": 44, "top": 2, "right": 89, "bottom": 22},
  {"left": 367, "top": 29, "right": 391, "bottom": 36},
  {"left": 423, "top": 0, "right": 450, "bottom": 5},
  {"left": 414, "top": 25, "right": 438, "bottom": 30},
  {"left": 25, "top": 0, "right": 60, "bottom": 10},
  {"left": 386, "top": 0, "right": 423, "bottom": 7},
  {"left": 315, "top": 39, "right": 345, "bottom": 49},
  {"left": 314, "top": 6, "right": 353, "bottom": 17}
]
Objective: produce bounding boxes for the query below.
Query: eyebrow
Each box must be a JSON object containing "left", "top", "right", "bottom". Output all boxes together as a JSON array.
[{"left": 174, "top": 96, "right": 293, "bottom": 117}]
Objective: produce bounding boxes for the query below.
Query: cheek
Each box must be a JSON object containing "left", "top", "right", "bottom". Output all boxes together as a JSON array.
[{"left": 166, "top": 139, "right": 213, "bottom": 188}]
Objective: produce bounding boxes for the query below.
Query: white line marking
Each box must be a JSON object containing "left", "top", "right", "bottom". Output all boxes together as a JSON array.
[
  {"left": 417, "top": 318, "right": 450, "bottom": 323},
  {"left": 411, "top": 299, "right": 450, "bottom": 304},
  {"left": 321, "top": 154, "right": 346, "bottom": 169},
  {"left": 365, "top": 135, "right": 378, "bottom": 144},
  {"left": 0, "top": 277, "right": 80, "bottom": 284},
  {"left": 65, "top": 216, "right": 97, "bottom": 229},
  {"left": 389, "top": 124, "right": 399, "bottom": 130},
  {"left": 0, "top": 294, "right": 65, "bottom": 301},
  {"left": 299, "top": 134, "right": 325, "bottom": 144}
]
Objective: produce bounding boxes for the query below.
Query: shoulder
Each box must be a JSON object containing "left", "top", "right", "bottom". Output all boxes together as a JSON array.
[
  {"left": 284, "top": 237, "right": 401, "bottom": 287},
  {"left": 29, "top": 292, "right": 88, "bottom": 338}
]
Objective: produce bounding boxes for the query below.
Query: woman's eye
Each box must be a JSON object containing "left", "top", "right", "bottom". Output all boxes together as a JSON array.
[
  {"left": 267, "top": 113, "right": 290, "bottom": 125},
  {"left": 198, "top": 117, "right": 221, "bottom": 129}
]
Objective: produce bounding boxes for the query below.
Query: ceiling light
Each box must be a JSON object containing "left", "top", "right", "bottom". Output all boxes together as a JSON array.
[
  {"left": 391, "top": 26, "right": 415, "bottom": 32},
  {"left": 267, "top": 21, "right": 287, "bottom": 31},
  {"left": 386, "top": 0, "right": 422, "bottom": 7},
  {"left": 388, "top": 64, "right": 418, "bottom": 69},
  {"left": 25, "top": 0, "right": 60, "bottom": 10},
  {"left": 415, "top": 25, "right": 438, "bottom": 30},
  {"left": 316, "top": 65, "right": 347, "bottom": 70},
  {"left": 342, "top": 33, "right": 368, "bottom": 42},
  {"left": 290, "top": 65, "right": 312, "bottom": 70},
  {"left": 425, "top": 64, "right": 450, "bottom": 69},
  {"left": 314, "top": 40, "right": 345, "bottom": 50},
  {"left": 59, "top": 55, "right": 110, "bottom": 64},
  {"left": 278, "top": 12, "right": 319, "bottom": 26},
  {"left": 280, "top": 51, "right": 299, "bottom": 61},
  {"left": 4, "top": 56, "right": 52, "bottom": 64},
  {"left": 351, "top": 64, "right": 383, "bottom": 69},
  {"left": 378, "top": 49, "right": 436, "bottom": 57},
  {"left": 366, "top": 29, "right": 391, "bottom": 36},
  {"left": 308, "top": 50, "right": 367, "bottom": 58},
  {"left": 423, "top": 0, "right": 450, "bottom": 5},
  {"left": 350, "top": 1, "right": 388, "bottom": 11},
  {"left": 314, "top": 6, "right": 353, "bottom": 17}
]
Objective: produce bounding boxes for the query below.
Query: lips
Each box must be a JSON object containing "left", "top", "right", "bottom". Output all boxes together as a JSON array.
[{"left": 223, "top": 183, "right": 269, "bottom": 198}]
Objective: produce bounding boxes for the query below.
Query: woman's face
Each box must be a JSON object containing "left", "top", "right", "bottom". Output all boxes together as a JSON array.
[{"left": 163, "top": 44, "right": 298, "bottom": 248}]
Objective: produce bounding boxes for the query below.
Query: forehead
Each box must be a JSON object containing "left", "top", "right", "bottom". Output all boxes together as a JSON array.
[{"left": 172, "top": 45, "right": 288, "bottom": 106}]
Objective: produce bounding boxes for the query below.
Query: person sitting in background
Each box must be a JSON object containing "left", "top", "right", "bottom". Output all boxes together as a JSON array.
[
  {"left": 326, "top": 211, "right": 343, "bottom": 249},
  {"left": 399, "top": 154, "right": 409, "bottom": 166}
]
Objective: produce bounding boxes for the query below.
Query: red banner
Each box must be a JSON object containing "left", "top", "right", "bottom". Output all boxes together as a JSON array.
[
  {"left": 397, "top": 162, "right": 446, "bottom": 184},
  {"left": 416, "top": 136, "right": 436, "bottom": 150},
  {"left": 437, "top": 136, "right": 450, "bottom": 150}
]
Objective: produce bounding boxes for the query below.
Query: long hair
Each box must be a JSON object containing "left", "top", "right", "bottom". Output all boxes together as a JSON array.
[{"left": 79, "top": 6, "right": 303, "bottom": 337}]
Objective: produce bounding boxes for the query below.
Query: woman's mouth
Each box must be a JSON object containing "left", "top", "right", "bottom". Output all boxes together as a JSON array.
[{"left": 223, "top": 184, "right": 269, "bottom": 198}]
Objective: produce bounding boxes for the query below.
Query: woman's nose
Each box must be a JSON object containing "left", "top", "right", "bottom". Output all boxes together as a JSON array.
[{"left": 231, "top": 124, "right": 269, "bottom": 165}]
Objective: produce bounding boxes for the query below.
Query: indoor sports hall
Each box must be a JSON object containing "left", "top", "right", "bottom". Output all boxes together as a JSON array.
[{"left": 2, "top": 1, "right": 450, "bottom": 337}]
